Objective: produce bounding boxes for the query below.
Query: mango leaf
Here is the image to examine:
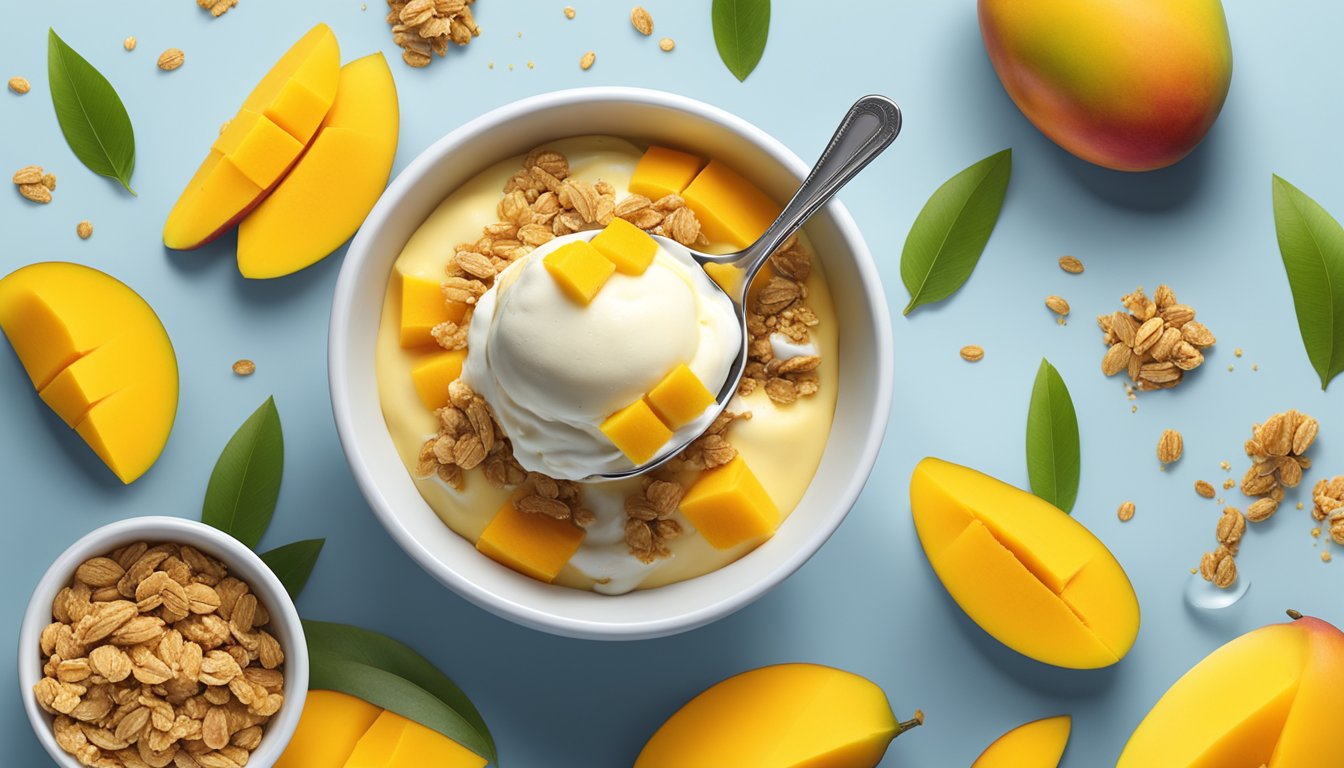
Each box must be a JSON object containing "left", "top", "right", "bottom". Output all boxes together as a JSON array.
[
  {"left": 304, "top": 621, "right": 498, "bottom": 765},
  {"left": 901, "top": 149, "right": 1012, "bottom": 315},
  {"left": 47, "top": 29, "right": 136, "bottom": 193},
  {"left": 712, "top": 0, "right": 770, "bottom": 81},
  {"left": 202, "top": 397, "right": 284, "bottom": 549},
  {"left": 1025, "top": 359, "right": 1079, "bottom": 514},
  {"left": 259, "top": 539, "right": 324, "bottom": 600},
  {"left": 1271, "top": 174, "right": 1344, "bottom": 389}
]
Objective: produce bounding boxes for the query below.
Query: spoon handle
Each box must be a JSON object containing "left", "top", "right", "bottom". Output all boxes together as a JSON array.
[{"left": 724, "top": 95, "right": 902, "bottom": 284}]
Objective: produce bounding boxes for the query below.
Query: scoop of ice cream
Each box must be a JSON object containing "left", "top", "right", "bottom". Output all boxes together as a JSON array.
[{"left": 463, "top": 232, "right": 740, "bottom": 480}]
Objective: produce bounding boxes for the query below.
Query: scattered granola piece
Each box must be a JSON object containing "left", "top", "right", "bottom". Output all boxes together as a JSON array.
[
  {"left": 1097, "top": 285, "right": 1213, "bottom": 391},
  {"left": 8, "top": 76, "right": 30, "bottom": 94},
  {"left": 232, "top": 359, "right": 256, "bottom": 376},
  {"left": 1312, "top": 527, "right": 1322, "bottom": 538},
  {"left": 1195, "top": 480, "right": 1215, "bottom": 499},
  {"left": 659, "top": 36, "right": 675, "bottom": 52},
  {"left": 1246, "top": 497, "right": 1278, "bottom": 523},
  {"left": 1058, "top": 255, "right": 1084, "bottom": 274},
  {"left": 41, "top": 172, "right": 56, "bottom": 191},
  {"left": 1045, "top": 295, "right": 1070, "bottom": 318},
  {"left": 156, "top": 48, "right": 185, "bottom": 71},
  {"left": 959, "top": 345, "right": 984, "bottom": 363},
  {"left": 580, "top": 50, "right": 596, "bottom": 70},
  {"left": 1234, "top": 348, "right": 1243, "bottom": 357},
  {"left": 1117, "top": 501, "right": 1135, "bottom": 522},
  {"left": 564, "top": 6, "right": 576, "bottom": 19},
  {"left": 76, "top": 220, "right": 92, "bottom": 240},
  {"left": 13, "top": 165, "right": 42, "bottom": 185},
  {"left": 1324, "top": 551, "right": 1333, "bottom": 563},
  {"left": 527, "top": 60, "right": 535, "bottom": 69},
  {"left": 1220, "top": 460, "right": 1231, "bottom": 471},
  {"left": 387, "top": 0, "right": 480, "bottom": 68},
  {"left": 631, "top": 6, "right": 654, "bottom": 35},
  {"left": 14, "top": 166, "right": 52, "bottom": 204},
  {"left": 123, "top": 36, "right": 137, "bottom": 51},
  {"left": 1222, "top": 478, "right": 1235, "bottom": 490},
  {"left": 1241, "top": 410, "right": 1316, "bottom": 501},
  {"left": 197, "top": 0, "right": 239, "bottom": 17},
  {"left": 1157, "top": 429, "right": 1183, "bottom": 465}
]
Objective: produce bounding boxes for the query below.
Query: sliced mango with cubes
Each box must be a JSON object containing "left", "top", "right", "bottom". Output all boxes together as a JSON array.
[
  {"left": 972, "top": 716, "right": 1071, "bottom": 768},
  {"left": 679, "top": 456, "right": 780, "bottom": 549},
  {"left": 277, "top": 691, "right": 486, "bottom": 768},
  {"left": 590, "top": 217, "right": 658, "bottom": 275},
  {"left": 646, "top": 363, "right": 716, "bottom": 429},
  {"left": 910, "top": 457, "right": 1140, "bottom": 669},
  {"left": 164, "top": 23, "right": 340, "bottom": 250},
  {"left": 682, "top": 159, "right": 782, "bottom": 249},
  {"left": 601, "top": 399, "right": 673, "bottom": 465},
  {"left": 476, "top": 498, "right": 586, "bottom": 582},
  {"left": 0, "top": 262, "right": 178, "bottom": 484},
  {"left": 400, "top": 272, "right": 464, "bottom": 349},
  {"left": 543, "top": 240, "right": 616, "bottom": 305},
  {"left": 630, "top": 145, "right": 705, "bottom": 200},
  {"left": 238, "top": 52, "right": 400, "bottom": 279},
  {"left": 411, "top": 350, "right": 466, "bottom": 411}
]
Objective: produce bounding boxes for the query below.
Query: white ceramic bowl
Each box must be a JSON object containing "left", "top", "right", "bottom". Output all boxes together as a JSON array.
[
  {"left": 19, "top": 516, "right": 309, "bottom": 767},
  {"left": 329, "top": 87, "right": 893, "bottom": 640}
]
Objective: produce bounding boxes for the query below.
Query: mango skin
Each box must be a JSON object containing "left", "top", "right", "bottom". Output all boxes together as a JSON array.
[
  {"left": 1118, "top": 616, "right": 1344, "bottom": 768},
  {"left": 979, "top": 0, "right": 1232, "bottom": 171},
  {"left": 972, "top": 715, "right": 1070, "bottom": 768}
]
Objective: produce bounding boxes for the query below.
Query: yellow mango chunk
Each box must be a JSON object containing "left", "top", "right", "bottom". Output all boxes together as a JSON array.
[
  {"left": 646, "top": 363, "right": 716, "bottom": 428},
  {"left": 400, "top": 272, "right": 465, "bottom": 349},
  {"left": 238, "top": 53, "right": 401, "bottom": 279},
  {"left": 600, "top": 399, "right": 673, "bottom": 465},
  {"left": 275, "top": 690, "right": 382, "bottom": 768},
  {"left": 543, "top": 240, "right": 616, "bottom": 305},
  {"left": 630, "top": 145, "right": 705, "bottom": 200},
  {"left": 164, "top": 24, "right": 340, "bottom": 250},
  {"left": 636, "top": 663, "right": 920, "bottom": 768},
  {"left": 0, "top": 263, "right": 178, "bottom": 484},
  {"left": 681, "top": 160, "right": 781, "bottom": 249},
  {"left": 411, "top": 350, "right": 466, "bottom": 411},
  {"left": 476, "top": 498, "right": 585, "bottom": 582},
  {"left": 679, "top": 456, "right": 780, "bottom": 549},
  {"left": 910, "top": 457, "right": 1140, "bottom": 669},
  {"left": 972, "top": 716, "right": 1071, "bottom": 768},
  {"left": 590, "top": 218, "right": 658, "bottom": 275}
]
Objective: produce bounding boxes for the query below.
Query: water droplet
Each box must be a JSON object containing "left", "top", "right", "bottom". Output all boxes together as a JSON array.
[{"left": 1185, "top": 570, "right": 1250, "bottom": 610}]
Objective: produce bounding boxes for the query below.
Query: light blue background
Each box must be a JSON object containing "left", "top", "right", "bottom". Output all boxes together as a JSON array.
[{"left": 2, "top": 1, "right": 1339, "bottom": 765}]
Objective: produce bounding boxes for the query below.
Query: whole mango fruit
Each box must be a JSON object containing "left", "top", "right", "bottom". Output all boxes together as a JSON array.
[{"left": 979, "top": 0, "right": 1232, "bottom": 171}]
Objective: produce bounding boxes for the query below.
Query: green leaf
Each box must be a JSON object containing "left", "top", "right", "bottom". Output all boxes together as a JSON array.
[
  {"left": 259, "top": 539, "right": 324, "bottom": 600},
  {"left": 901, "top": 149, "right": 1012, "bottom": 315},
  {"left": 712, "top": 0, "right": 770, "bottom": 81},
  {"left": 304, "top": 621, "right": 498, "bottom": 765},
  {"left": 202, "top": 397, "right": 284, "bottom": 549},
  {"left": 47, "top": 29, "right": 136, "bottom": 194},
  {"left": 1025, "top": 358, "right": 1080, "bottom": 514},
  {"left": 1271, "top": 174, "right": 1344, "bottom": 389}
]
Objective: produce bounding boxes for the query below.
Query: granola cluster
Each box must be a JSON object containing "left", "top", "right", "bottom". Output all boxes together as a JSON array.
[
  {"left": 742, "top": 236, "right": 822, "bottom": 404},
  {"left": 623, "top": 478, "right": 685, "bottom": 563},
  {"left": 34, "top": 542, "right": 284, "bottom": 768},
  {"left": 386, "top": 0, "right": 480, "bottom": 68},
  {"left": 14, "top": 164, "right": 56, "bottom": 204},
  {"left": 196, "top": 0, "right": 237, "bottom": 17},
  {"left": 415, "top": 379, "right": 520, "bottom": 490},
  {"left": 1312, "top": 477, "right": 1344, "bottom": 545},
  {"left": 1098, "top": 285, "right": 1215, "bottom": 390},
  {"left": 1200, "top": 507, "right": 1246, "bottom": 588}
]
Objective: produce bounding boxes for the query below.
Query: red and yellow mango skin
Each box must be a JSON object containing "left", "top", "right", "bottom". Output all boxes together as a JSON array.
[{"left": 978, "top": 0, "right": 1233, "bottom": 172}]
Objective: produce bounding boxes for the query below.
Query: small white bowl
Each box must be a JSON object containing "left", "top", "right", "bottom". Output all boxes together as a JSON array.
[
  {"left": 19, "top": 516, "right": 309, "bottom": 768},
  {"left": 330, "top": 87, "right": 893, "bottom": 640}
]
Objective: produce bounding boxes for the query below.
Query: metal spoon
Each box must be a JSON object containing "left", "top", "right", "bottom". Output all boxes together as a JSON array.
[{"left": 593, "top": 94, "right": 903, "bottom": 481}]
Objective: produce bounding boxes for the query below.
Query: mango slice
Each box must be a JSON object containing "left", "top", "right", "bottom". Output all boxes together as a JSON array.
[
  {"left": 590, "top": 217, "right": 658, "bottom": 275},
  {"left": 679, "top": 456, "right": 780, "bottom": 549},
  {"left": 345, "top": 710, "right": 486, "bottom": 768},
  {"left": 399, "top": 272, "right": 464, "bottom": 349},
  {"left": 163, "top": 24, "right": 340, "bottom": 249},
  {"left": 476, "top": 498, "right": 586, "bottom": 582},
  {"left": 971, "top": 716, "right": 1071, "bottom": 768},
  {"left": 636, "top": 663, "right": 920, "bottom": 768},
  {"left": 411, "top": 350, "right": 466, "bottom": 411},
  {"left": 600, "top": 399, "right": 673, "bottom": 466},
  {"left": 1119, "top": 616, "right": 1344, "bottom": 768},
  {"left": 238, "top": 53, "right": 401, "bottom": 279},
  {"left": 681, "top": 160, "right": 781, "bottom": 249},
  {"left": 910, "top": 457, "right": 1139, "bottom": 669},
  {"left": 0, "top": 263, "right": 178, "bottom": 484},
  {"left": 630, "top": 145, "right": 705, "bottom": 200},
  {"left": 646, "top": 363, "right": 716, "bottom": 429},
  {"left": 276, "top": 691, "right": 382, "bottom": 768},
  {"left": 543, "top": 240, "right": 616, "bottom": 305}
]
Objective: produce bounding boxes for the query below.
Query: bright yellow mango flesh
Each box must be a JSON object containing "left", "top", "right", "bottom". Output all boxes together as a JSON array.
[
  {"left": 646, "top": 363, "right": 716, "bottom": 429},
  {"left": 238, "top": 52, "right": 401, "bottom": 279},
  {"left": 399, "top": 272, "right": 465, "bottom": 349},
  {"left": 971, "top": 716, "right": 1071, "bottom": 768},
  {"left": 910, "top": 457, "right": 1139, "bottom": 669},
  {"left": 346, "top": 710, "right": 486, "bottom": 768},
  {"left": 590, "top": 217, "right": 658, "bottom": 275},
  {"left": 682, "top": 160, "right": 781, "bottom": 249},
  {"left": 476, "top": 498, "right": 586, "bottom": 582},
  {"left": 636, "top": 663, "right": 920, "bottom": 768},
  {"left": 1119, "top": 616, "right": 1344, "bottom": 768},
  {"left": 0, "top": 263, "right": 178, "bottom": 484},
  {"left": 679, "top": 456, "right": 780, "bottom": 549},
  {"left": 276, "top": 691, "right": 486, "bottom": 768},
  {"left": 163, "top": 24, "right": 340, "bottom": 249},
  {"left": 543, "top": 240, "right": 616, "bottom": 305},
  {"left": 630, "top": 145, "right": 705, "bottom": 200},
  {"left": 411, "top": 350, "right": 466, "bottom": 411},
  {"left": 600, "top": 398, "right": 673, "bottom": 466}
]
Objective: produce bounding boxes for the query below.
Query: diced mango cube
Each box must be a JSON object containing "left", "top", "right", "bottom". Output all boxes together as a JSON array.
[
  {"left": 476, "top": 498, "right": 586, "bottom": 583},
  {"left": 399, "top": 272, "right": 465, "bottom": 349},
  {"left": 212, "top": 110, "right": 305, "bottom": 190},
  {"left": 265, "top": 79, "right": 331, "bottom": 144},
  {"left": 543, "top": 241, "right": 616, "bottom": 305},
  {"left": 275, "top": 691, "right": 382, "bottom": 768},
  {"left": 631, "top": 146, "right": 706, "bottom": 200},
  {"left": 682, "top": 160, "right": 782, "bottom": 249},
  {"left": 679, "top": 456, "right": 781, "bottom": 549},
  {"left": 601, "top": 399, "right": 674, "bottom": 465},
  {"left": 410, "top": 350, "right": 466, "bottom": 411},
  {"left": 646, "top": 363, "right": 716, "bottom": 429},
  {"left": 590, "top": 218, "right": 658, "bottom": 275}
]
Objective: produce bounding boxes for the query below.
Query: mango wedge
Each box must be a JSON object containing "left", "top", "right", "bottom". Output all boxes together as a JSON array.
[
  {"left": 972, "top": 716, "right": 1071, "bottom": 768},
  {"left": 910, "top": 457, "right": 1139, "bottom": 669},
  {"left": 277, "top": 691, "right": 487, "bottom": 768}
]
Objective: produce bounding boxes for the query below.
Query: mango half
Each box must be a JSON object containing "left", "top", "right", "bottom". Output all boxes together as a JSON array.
[
  {"left": 910, "top": 457, "right": 1139, "bottom": 669},
  {"left": 0, "top": 262, "right": 178, "bottom": 484},
  {"left": 1118, "top": 614, "right": 1344, "bottom": 768},
  {"left": 635, "top": 663, "right": 921, "bottom": 768},
  {"left": 979, "top": 0, "right": 1232, "bottom": 171},
  {"left": 971, "top": 715, "right": 1071, "bottom": 768}
]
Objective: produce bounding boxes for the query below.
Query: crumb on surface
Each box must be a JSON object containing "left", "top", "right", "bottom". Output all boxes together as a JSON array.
[{"left": 232, "top": 359, "right": 256, "bottom": 376}]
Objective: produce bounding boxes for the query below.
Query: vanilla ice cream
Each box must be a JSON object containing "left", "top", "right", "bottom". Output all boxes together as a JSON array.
[{"left": 462, "top": 231, "right": 740, "bottom": 480}]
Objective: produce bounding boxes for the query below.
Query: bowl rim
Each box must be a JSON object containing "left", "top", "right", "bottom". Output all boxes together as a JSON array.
[
  {"left": 18, "top": 515, "right": 309, "bottom": 767},
  {"left": 329, "top": 86, "right": 893, "bottom": 639}
]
